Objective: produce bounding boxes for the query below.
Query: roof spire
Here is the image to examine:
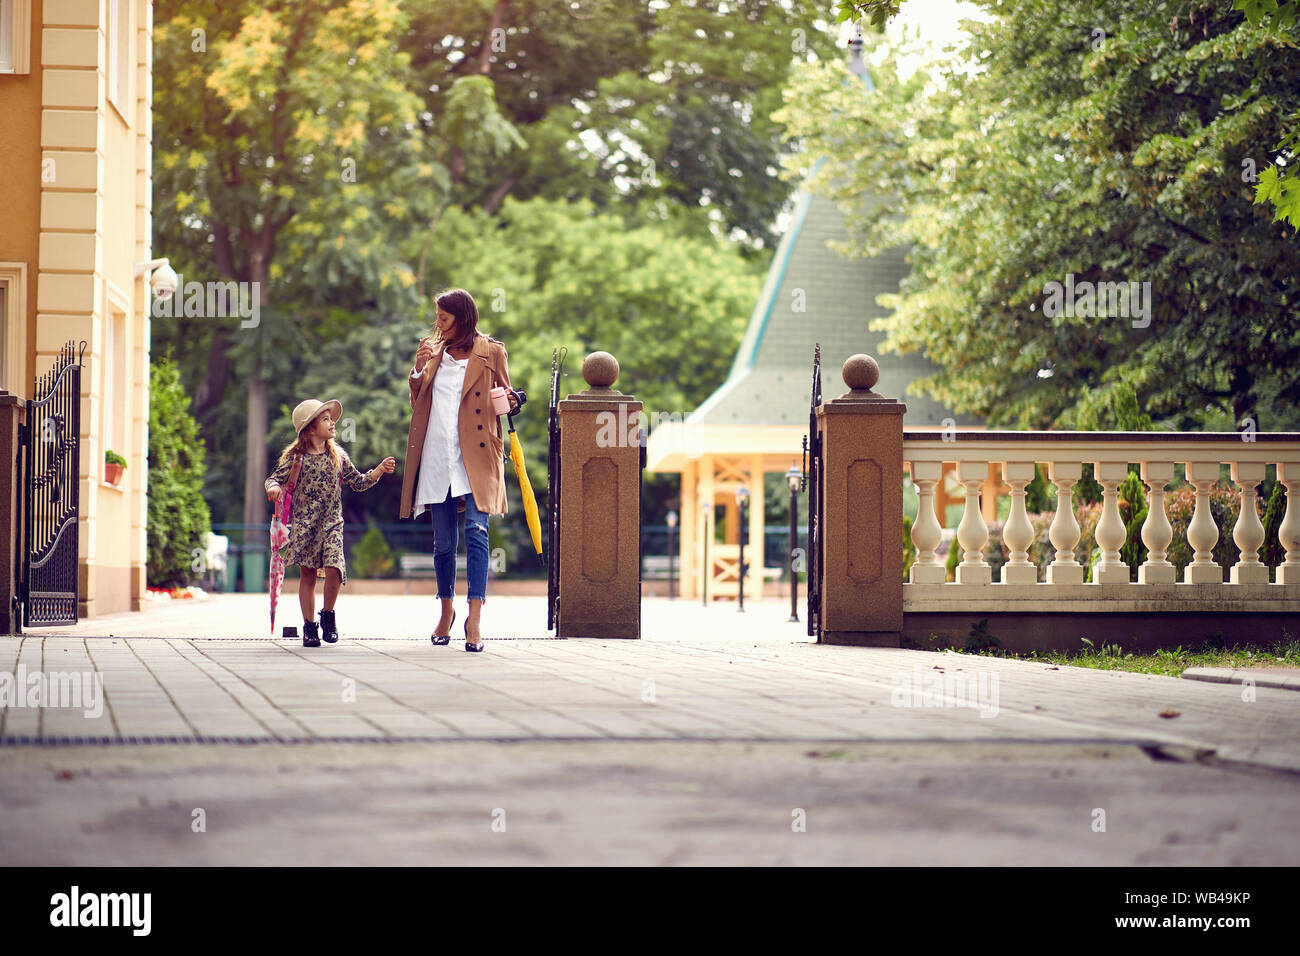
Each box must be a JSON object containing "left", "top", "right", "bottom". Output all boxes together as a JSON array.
[{"left": 848, "top": 29, "right": 869, "bottom": 76}]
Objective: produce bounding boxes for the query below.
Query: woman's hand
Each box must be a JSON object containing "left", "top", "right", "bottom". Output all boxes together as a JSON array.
[
  {"left": 267, "top": 485, "right": 281, "bottom": 505},
  {"left": 414, "top": 336, "right": 435, "bottom": 370}
]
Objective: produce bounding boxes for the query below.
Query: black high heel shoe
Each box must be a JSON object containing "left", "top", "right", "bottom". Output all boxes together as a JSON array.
[
  {"left": 464, "top": 618, "right": 484, "bottom": 652},
  {"left": 431, "top": 609, "right": 455, "bottom": 646}
]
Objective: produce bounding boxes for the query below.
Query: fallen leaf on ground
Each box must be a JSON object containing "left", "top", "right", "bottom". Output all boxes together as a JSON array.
[{"left": 1158, "top": 709, "right": 1181, "bottom": 719}]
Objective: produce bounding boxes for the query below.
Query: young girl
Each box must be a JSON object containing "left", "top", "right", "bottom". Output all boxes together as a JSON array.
[{"left": 265, "top": 398, "right": 396, "bottom": 647}]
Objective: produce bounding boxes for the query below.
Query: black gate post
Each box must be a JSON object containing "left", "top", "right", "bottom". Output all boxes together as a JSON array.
[
  {"left": 546, "top": 347, "right": 566, "bottom": 631},
  {"left": 0, "top": 391, "right": 25, "bottom": 634},
  {"left": 805, "top": 344, "right": 823, "bottom": 639}
]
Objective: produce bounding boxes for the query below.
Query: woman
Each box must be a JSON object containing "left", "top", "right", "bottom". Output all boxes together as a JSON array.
[{"left": 400, "top": 289, "right": 518, "bottom": 652}]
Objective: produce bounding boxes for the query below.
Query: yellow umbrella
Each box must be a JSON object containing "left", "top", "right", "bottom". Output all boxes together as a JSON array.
[{"left": 505, "top": 398, "right": 543, "bottom": 565}]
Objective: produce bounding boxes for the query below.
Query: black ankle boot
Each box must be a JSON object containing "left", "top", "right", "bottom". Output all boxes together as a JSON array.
[
  {"left": 303, "top": 620, "right": 321, "bottom": 647},
  {"left": 320, "top": 609, "right": 339, "bottom": 644}
]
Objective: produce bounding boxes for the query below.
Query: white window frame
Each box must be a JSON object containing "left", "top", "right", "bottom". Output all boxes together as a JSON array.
[
  {"left": 0, "top": 0, "right": 30, "bottom": 74},
  {"left": 106, "top": 0, "right": 131, "bottom": 121},
  {"left": 0, "top": 262, "right": 28, "bottom": 398},
  {"left": 102, "top": 283, "right": 129, "bottom": 485}
]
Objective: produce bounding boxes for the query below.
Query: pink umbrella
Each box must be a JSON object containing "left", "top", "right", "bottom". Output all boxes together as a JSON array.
[{"left": 269, "top": 476, "right": 295, "bottom": 634}]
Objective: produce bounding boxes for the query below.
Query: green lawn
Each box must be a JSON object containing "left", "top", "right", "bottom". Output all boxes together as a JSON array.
[{"left": 956, "top": 637, "right": 1300, "bottom": 678}]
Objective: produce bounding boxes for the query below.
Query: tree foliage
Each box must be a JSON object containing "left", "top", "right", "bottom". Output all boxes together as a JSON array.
[
  {"left": 404, "top": 0, "right": 840, "bottom": 251},
  {"left": 779, "top": 1, "right": 1300, "bottom": 431},
  {"left": 154, "top": 0, "right": 833, "bottom": 530},
  {"left": 147, "top": 357, "right": 212, "bottom": 588}
]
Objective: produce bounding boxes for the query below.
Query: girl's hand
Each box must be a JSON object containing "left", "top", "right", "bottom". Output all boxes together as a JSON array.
[
  {"left": 414, "top": 336, "right": 435, "bottom": 369},
  {"left": 267, "top": 485, "right": 281, "bottom": 505},
  {"left": 371, "top": 457, "right": 396, "bottom": 479}
]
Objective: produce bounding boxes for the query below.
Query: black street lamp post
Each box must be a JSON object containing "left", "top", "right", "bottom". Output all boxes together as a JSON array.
[
  {"left": 786, "top": 463, "right": 801, "bottom": 623},
  {"left": 735, "top": 485, "right": 749, "bottom": 613}
]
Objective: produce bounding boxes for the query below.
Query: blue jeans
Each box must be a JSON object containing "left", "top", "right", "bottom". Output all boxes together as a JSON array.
[{"left": 429, "top": 490, "right": 490, "bottom": 603}]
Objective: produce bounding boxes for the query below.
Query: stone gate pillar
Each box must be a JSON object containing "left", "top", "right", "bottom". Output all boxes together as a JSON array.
[
  {"left": 817, "top": 355, "right": 907, "bottom": 646},
  {"left": 556, "top": 352, "right": 643, "bottom": 639}
]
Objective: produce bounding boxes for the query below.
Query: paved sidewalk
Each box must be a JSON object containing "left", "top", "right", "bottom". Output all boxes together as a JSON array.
[
  {"left": 4, "top": 595, "right": 1299, "bottom": 770},
  {"left": 3, "top": 595, "right": 1298, "bottom": 865}
]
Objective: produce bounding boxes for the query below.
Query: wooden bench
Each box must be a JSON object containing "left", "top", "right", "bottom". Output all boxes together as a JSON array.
[
  {"left": 399, "top": 554, "right": 466, "bottom": 577},
  {"left": 641, "top": 554, "right": 676, "bottom": 580}
]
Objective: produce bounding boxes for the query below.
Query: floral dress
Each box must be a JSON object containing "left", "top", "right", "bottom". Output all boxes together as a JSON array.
[{"left": 265, "top": 448, "right": 379, "bottom": 585}]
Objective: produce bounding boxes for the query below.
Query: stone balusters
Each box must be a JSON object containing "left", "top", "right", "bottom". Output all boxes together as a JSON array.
[
  {"left": 1137, "top": 462, "right": 1176, "bottom": 584},
  {"left": 896, "top": 445, "right": 1300, "bottom": 594},
  {"left": 1276, "top": 462, "right": 1300, "bottom": 585},
  {"left": 1092, "top": 462, "right": 1131, "bottom": 583},
  {"left": 1183, "top": 460, "right": 1222, "bottom": 585},
  {"left": 954, "top": 461, "right": 991, "bottom": 585},
  {"left": 908, "top": 461, "right": 946, "bottom": 584},
  {"left": 999, "top": 461, "right": 1037, "bottom": 584},
  {"left": 1045, "top": 462, "right": 1083, "bottom": 585},
  {"left": 1229, "top": 462, "right": 1268, "bottom": 585}
]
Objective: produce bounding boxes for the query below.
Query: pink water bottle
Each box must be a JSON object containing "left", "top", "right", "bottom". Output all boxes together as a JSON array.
[{"left": 490, "top": 386, "right": 511, "bottom": 415}]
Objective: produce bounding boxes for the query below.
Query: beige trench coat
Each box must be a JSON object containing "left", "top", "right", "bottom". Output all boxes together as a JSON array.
[{"left": 400, "top": 333, "right": 512, "bottom": 518}]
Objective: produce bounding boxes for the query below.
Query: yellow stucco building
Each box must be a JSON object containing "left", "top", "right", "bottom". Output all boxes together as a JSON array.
[{"left": 0, "top": 0, "right": 153, "bottom": 617}]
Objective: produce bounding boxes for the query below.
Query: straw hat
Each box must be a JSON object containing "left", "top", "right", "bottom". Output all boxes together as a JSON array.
[{"left": 292, "top": 398, "right": 343, "bottom": 437}]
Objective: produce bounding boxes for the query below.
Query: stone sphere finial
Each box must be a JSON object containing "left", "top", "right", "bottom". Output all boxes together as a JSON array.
[
  {"left": 583, "top": 351, "right": 619, "bottom": 389},
  {"left": 842, "top": 354, "right": 880, "bottom": 392}
]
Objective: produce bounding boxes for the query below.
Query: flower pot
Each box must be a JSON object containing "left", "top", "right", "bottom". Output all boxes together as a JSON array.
[{"left": 105, "top": 462, "right": 124, "bottom": 486}]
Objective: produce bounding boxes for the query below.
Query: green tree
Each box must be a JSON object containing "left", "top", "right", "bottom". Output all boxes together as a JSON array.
[
  {"left": 1118, "top": 471, "right": 1148, "bottom": 577},
  {"left": 351, "top": 524, "right": 396, "bottom": 578},
  {"left": 1260, "top": 478, "right": 1287, "bottom": 573},
  {"left": 147, "top": 358, "right": 212, "bottom": 588},
  {"left": 153, "top": 0, "right": 440, "bottom": 529},
  {"left": 406, "top": 0, "right": 840, "bottom": 251},
  {"left": 412, "top": 195, "right": 763, "bottom": 494},
  {"left": 779, "top": 2, "right": 1300, "bottom": 431}
]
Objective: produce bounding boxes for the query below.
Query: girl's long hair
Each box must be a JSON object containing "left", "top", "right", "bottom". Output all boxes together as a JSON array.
[
  {"left": 433, "top": 288, "right": 479, "bottom": 351},
  {"left": 276, "top": 412, "right": 342, "bottom": 474}
]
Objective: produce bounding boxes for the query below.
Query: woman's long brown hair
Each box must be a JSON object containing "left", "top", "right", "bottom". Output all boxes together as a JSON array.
[{"left": 433, "top": 288, "right": 479, "bottom": 351}]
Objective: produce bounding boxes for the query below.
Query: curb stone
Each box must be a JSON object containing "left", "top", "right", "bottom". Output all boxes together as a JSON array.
[{"left": 1182, "top": 667, "right": 1300, "bottom": 692}]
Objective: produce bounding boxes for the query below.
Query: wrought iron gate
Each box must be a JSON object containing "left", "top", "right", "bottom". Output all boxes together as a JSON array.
[
  {"left": 546, "top": 347, "right": 566, "bottom": 630},
  {"left": 804, "top": 343, "right": 823, "bottom": 640},
  {"left": 18, "top": 340, "right": 86, "bottom": 628}
]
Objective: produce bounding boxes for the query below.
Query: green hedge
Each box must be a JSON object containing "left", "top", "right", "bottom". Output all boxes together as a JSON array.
[{"left": 146, "top": 358, "right": 210, "bottom": 588}]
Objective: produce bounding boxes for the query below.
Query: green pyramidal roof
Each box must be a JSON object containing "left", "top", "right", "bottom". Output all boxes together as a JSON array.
[{"left": 689, "top": 166, "right": 978, "bottom": 429}]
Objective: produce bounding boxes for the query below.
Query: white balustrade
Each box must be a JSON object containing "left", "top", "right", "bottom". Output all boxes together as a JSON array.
[
  {"left": 1183, "top": 460, "right": 1222, "bottom": 585},
  {"left": 908, "top": 460, "right": 946, "bottom": 584},
  {"left": 998, "top": 461, "right": 1037, "bottom": 584},
  {"left": 1137, "top": 461, "right": 1175, "bottom": 584},
  {"left": 1046, "top": 461, "right": 1083, "bottom": 585},
  {"left": 953, "top": 460, "right": 991, "bottom": 585},
  {"left": 1229, "top": 462, "right": 1268, "bottom": 585},
  {"left": 1092, "top": 461, "right": 1131, "bottom": 584},
  {"left": 899, "top": 434, "right": 1300, "bottom": 605},
  {"left": 1278, "top": 462, "right": 1300, "bottom": 585}
]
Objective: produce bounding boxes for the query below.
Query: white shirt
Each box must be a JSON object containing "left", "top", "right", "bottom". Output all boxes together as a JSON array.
[{"left": 412, "top": 351, "right": 472, "bottom": 516}]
